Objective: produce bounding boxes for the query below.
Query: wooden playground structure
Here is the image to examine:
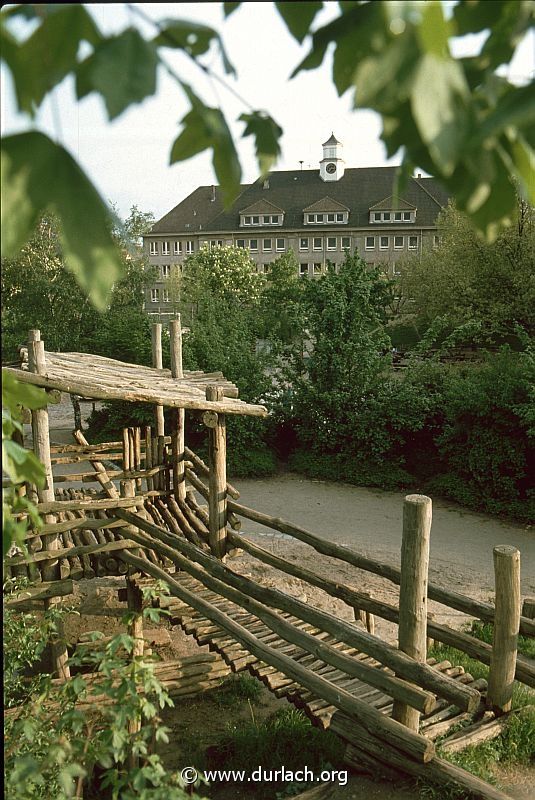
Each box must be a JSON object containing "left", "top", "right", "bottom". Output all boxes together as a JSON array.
[{"left": 4, "top": 324, "right": 535, "bottom": 800}]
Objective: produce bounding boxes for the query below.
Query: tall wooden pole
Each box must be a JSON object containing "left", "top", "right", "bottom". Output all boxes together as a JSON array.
[
  {"left": 169, "top": 317, "right": 186, "bottom": 501},
  {"left": 205, "top": 386, "right": 227, "bottom": 559},
  {"left": 28, "top": 330, "right": 70, "bottom": 679},
  {"left": 392, "top": 494, "right": 432, "bottom": 731},
  {"left": 151, "top": 323, "right": 165, "bottom": 437},
  {"left": 487, "top": 546, "right": 520, "bottom": 713}
]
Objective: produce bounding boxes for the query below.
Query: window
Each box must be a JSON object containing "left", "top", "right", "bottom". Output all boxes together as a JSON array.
[
  {"left": 373, "top": 212, "right": 381, "bottom": 222},
  {"left": 336, "top": 213, "right": 344, "bottom": 222},
  {"left": 149, "top": 242, "right": 158, "bottom": 255},
  {"left": 299, "top": 237, "right": 309, "bottom": 250},
  {"left": 327, "top": 237, "right": 337, "bottom": 251},
  {"left": 383, "top": 213, "right": 391, "bottom": 221},
  {"left": 162, "top": 289, "right": 170, "bottom": 303},
  {"left": 252, "top": 216, "right": 260, "bottom": 225},
  {"left": 257, "top": 264, "right": 266, "bottom": 273},
  {"left": 186, "top": 240, "right": 194, "bottom": 254},
  {"left": 263, "top": 238, "right": 272, "bottom": 251},
  {"left": 272, "top": 215, "right": 280, "bottom": 224},
  {"left": 307, "top": 214, "right": 315, "bottom": 223},
  {"left": 244, "top": 216, "right": 252, "bottom": 225},
  {"left": 433, "top": 235, "right": 440, "bottom": 248},
  {"left": 209, "top": 240, "right": 223, "bottom": 249},
  {"left": 365, "top": 236, "right": 375, "bottom": 249},
  {"left": 161, "top": 264, "right": 170, "bottom": 278},
  {"left": 403, "top": 211, "right": 412, "bottom": 221},
  {"left": 327, "top": 213, "right": 335, "bottom": 222},
  {"left": 394, "top": 236, "right": 404, "bottom": 250},
  {"left": 276, "top": 238, "right": 285, "bottom": 251},
  {"left": 380, "top": 236, "right": 389, "bottom": 249},
  {"left": 173, "top": 241, "right": 182, "bottom": 255},
  {"left": 249, "top": 239, "right": 258, "bottom": 251},
  {"left": 313, "top": 237, "right": 322, "bottom": 250},
  {"left": 151, "top": 288, "right": 159, "bottom": 303},
  {"left": 313, "top": 263, "right": 322, "bottom": 274},
  {"left": 299, "top": 263, "right": 309, "bottom": 275},
  {"left": 341, "top": 236, "right": 350, "bottom": 250},
  {"left": 236, "top": 239, "right": 245, "bottom": 248},
  {"left": 162, "top": 241, "right": 170, "bottom": 255},
  {"left": 408, "top": 235, "right": 418, "bottom": 249},
  {"left": 394, "top": 212, "right": 402, "bottom": 222},
  {"left": 316, "top": 214, "right": 324, "bottom": 223}
]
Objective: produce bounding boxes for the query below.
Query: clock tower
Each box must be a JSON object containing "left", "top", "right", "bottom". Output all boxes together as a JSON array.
[{"left": 319, "top": 133, "right": 345, "bottom": 182}]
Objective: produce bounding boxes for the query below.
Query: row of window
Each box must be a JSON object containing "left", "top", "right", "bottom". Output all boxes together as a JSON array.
[
  {"left": 365, "top": 235, "right": 419, "bottom": 250},
  {"left": 151, "top": 288, "right": 170, "bottom": 303},
  {"left": 305, "top": 212, "right": 347, "bottom": 224},
  {"left": 150, "top": 233, "right": 427, "bottom": 257},
  {"left": 371, "top": 211, "right": 414, "bottom": 223},
  {"left": 242, "top": 214, "right": 282, "bottom": 226},
  {"left": 299, "top": 236, "right": 351, "bottom": 251},
  {"left": 150, "top": 240, "right": 195, "bottom": 256}
]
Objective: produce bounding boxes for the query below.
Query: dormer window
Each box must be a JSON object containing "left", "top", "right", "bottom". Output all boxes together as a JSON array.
[
  {"left": 371, "top": 210, "right": 416, "bottom": 223},
  {"left": 304, "top": 210, "right": 348, "bottom": 225}
]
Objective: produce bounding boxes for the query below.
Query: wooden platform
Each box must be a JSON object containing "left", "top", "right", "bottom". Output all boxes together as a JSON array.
[{"left": 136, "top": 573, "right": 488, "bottom": 742}]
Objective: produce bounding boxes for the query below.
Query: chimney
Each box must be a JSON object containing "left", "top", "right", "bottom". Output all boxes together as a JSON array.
[{"left": 211, "top": 185, "right": 216, "bottom": 202}]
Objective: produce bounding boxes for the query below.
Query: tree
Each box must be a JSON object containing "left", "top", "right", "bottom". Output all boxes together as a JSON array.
[
  {"left": 258, "top": 251, "right": 306, "bottom": 347},
  {"left": 1, "top": 1, "right": 533, "bottom": 321},
  {"left": 403, "top": 199, "right": 535, "bottom": 340},
  {"left": 289, "top": 253, "right": 392, "bottom": 459},
  {"left": 1, "top": 215, "right": 101, "bottom": 362},
  {"left": 179, "top": 245, "right": 276, "bottom": 476}
]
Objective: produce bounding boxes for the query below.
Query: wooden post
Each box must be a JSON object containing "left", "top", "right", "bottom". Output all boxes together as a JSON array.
[
  {"left": 169, "top": 317, "right": 186, "bottom": 501},
  {"left": 205, "top": 386, "right": 227, "bottom": 559},
  {"left": 392, "top": 494, "right": 432, "bottom": 731},
  {"left": 151, "top": 323, "right": 165, "bottom": 437},
  {"left": 145, "top": 426, "right": 153, "bottom": 492},
  {"left": 487, "top": 546, "right": 520, "bottom": 713},
  {"left": 521, "top": 598, "right": 535, "bottom": 620},
  {"left": 28, "top": 330, "right": 70, "bottom": 679}
]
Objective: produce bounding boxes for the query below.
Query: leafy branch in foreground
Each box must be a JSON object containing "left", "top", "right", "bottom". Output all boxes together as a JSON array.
[
  {"left": 1, "top": 2, "right": 533, "bottom": 315},
  {"left": 4, "top": 584, "right": 208, "bottom": 800}
]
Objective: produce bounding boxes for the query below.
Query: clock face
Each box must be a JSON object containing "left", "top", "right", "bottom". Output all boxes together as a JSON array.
[{"left": 326, "top": 163, "right": 337, "bottom": 174}]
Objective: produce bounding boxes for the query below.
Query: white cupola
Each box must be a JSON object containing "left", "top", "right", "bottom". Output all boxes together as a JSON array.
[{"left": 319, "top": 133, "right": 345, "bottom": 182}]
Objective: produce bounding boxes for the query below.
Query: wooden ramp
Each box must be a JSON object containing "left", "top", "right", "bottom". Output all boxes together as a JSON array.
[{"left": 135, "top": 572, "right": 487, "bottom": 738}]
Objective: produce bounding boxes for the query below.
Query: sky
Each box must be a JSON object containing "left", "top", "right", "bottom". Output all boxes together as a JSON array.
[{"left": 1, "top": 2, "right": 534, "bottom": 222}]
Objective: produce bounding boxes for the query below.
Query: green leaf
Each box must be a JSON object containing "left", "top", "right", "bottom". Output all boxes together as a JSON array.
[
  {"left": 511, "top": 136, "right": 535, "bottom": 206},
  {"left": 240, "top": 111, "right": 283, "bottom": 176},
  {"left": 411, "top": 54, "right": 470, "bottom": 175},
  {"left": 76, "top": 28, "right": 158, "bottom": 120},
  {"left": 452, "top": 0, "right": 510, "bottom": 35},
  {"left": 476, "top": 83, "right": 535, "bottom": 143},
  {"left": 417, "top": 2, "right": 451, "bottom": 58},
  {"left": 223, "top": 2, "right": 241, "bottom": 16},
  {"left": 170, "top": 88, "right": 241, "bottom": 205},
  {"left": 1, "top": 132, "right": 123, "bottom": 309},
  {"left": 3, "top": 439, "right": 45, "bottom": 486},
  {"left": 7, "top": 5, "right": 101, "bottom": 115},
  {"left": 2, "top": 370, "right": 49, "bottom": 411},
  {"left": 154, "top": 19, "right": 235, "bottom": 76},
  {"left": 275, "top": 2, "right": 323, "bottom": 43}
]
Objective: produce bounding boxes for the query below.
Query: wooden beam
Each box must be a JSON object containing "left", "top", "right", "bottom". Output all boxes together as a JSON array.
[
  {"left": 114, "top": 509, "right": 481, "bottom": 712},
  {"left": 206, "top": 386, "right": 227, "bottom": 558},
  {"left": 227, "top": 499, "right": 535, "bottom": 638},
  {"left": 119, "top": 548, "right": 435, "bottom": 764},
  {"left": 487, "top": 546, "right": 521, "bottom": 713},
  {"left": 393, "top": 495, "right": 432, "bottom": 731}
]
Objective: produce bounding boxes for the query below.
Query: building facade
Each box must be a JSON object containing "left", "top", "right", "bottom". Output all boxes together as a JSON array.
[{"left": 143, "top": 135, "right": 449, "bottom": 319}]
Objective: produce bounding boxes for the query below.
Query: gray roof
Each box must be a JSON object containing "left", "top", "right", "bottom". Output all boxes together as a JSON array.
[{"left": 149, "top": 167, "right": 449, "bottom": 235}]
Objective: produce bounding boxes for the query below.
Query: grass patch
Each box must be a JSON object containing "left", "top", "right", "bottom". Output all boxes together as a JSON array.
[
  {"left": 206, "top": 707, "right": 345, "bottom": 798},
  {"left": 422, "top": 626, "right": 535, "bottom": 797},
  {"left": 213, "top": 674, "right": 264, "bottom": 706}
]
